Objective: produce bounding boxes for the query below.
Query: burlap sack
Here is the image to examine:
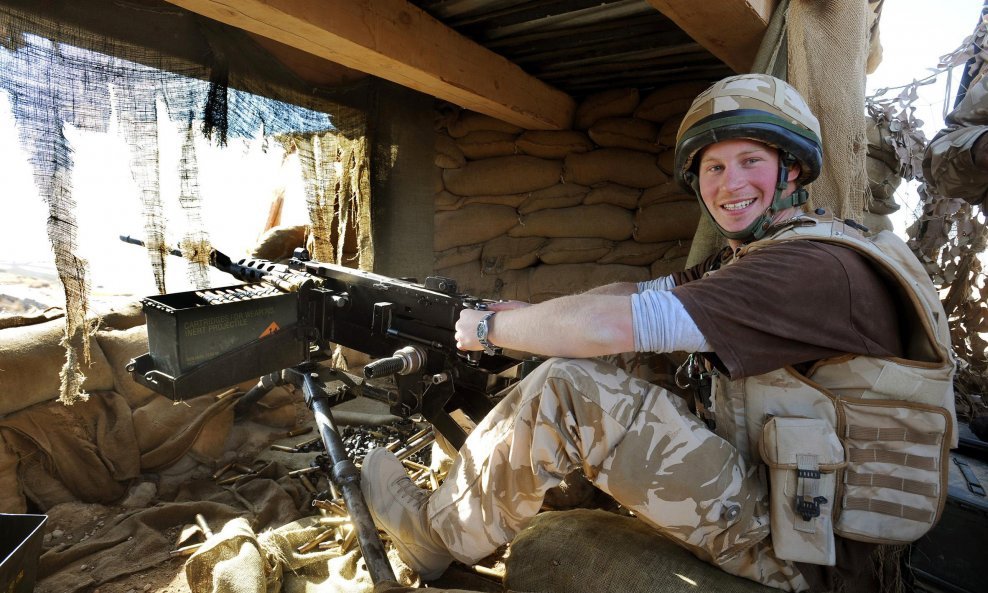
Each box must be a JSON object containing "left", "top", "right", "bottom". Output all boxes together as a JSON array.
[
  {"left": 656, "top": 150, "right": 676, "bottom": 175},
  {"left": 434, "top": 262, "right": 529, "bottom": 301},
  {"left": 510, "top": 204, "right": 634, "bottom": 241},
  {"left": 651, "top": 256, "right": 689, "bottom": 277},
  {"left": 634, "top": 201, "right": 701, "bottom": 243},
  {"left": 481, "top": 236, "right": 546, "bottom": 274},
  {"left": 563, "top": 149, "right": 668, "bottom": 188},
  {"left": 516, "top": 130, "right": 594, "bottom": 159},
  {"left": 434, "top": 243, "right": 483, "bottom": 269},
  {"left": 634, "top": 81, "right": 711, "bottom": 123},
  {"left": 436, "top": 191, "right": 529, "bottom": 211},
  {"left": 447, "top": 110, "right": 523, "bottom": 138},
  {"left": 574, "top": 88, "right": 640, "bottom": 130},
  {"left": 529, "top": 263, "right": 648, "bottom": 302},
  {"left": 252, "top": 225, "right": 308, "bottom": 261},
  {"left": 0, "top": 318, "right": 114, "bottom": 417},
  {"left": 588, "top": 117, "right": 660, "bottom": 153},
  {"left": 505, "top": 509, "right": 778, "bottom": 593},
  {"left": 94, "top": 325, "right": 158, "bottom": 408},
  {"left": 584, "top": 183, "right": 641, "bottom": 209},
  {"left": 435, "top": 133, "right": 466, "bottom": 169},
  {"left": 537, "top": 238, "right": 614, "bottom": 265},
  {"left": 658, "top": 113, "right": 685, "bottom": 147},
  {"left": 662, "top": 241, "right": 693, "bottom": 260},
  {"left": 0, "top": 306, "right": 62, "bottom": 331},
  {"left": 865, "top": 115, "right": 899, "bottom": 169},
  {"left": 134, "top": 394, "right": 239, "bottom": 471},
  {"left": 518, "top": 183, "right": 589, "bottom": 214},
  {"left": 434, "top": 205, "right": 519, "bottom": 251},
  {"left": 0, "top": 433, "right": 24, "bottom": 512},
  {"left": 456, "top": 130, "right": 518, "bottom": 160},
  {"left": 443, "top": 155, "right": 562, "bottom": 196},
  {"left": 597, "top": 240, "right": 676, "bottom": 266},
  {"left": 639, "top": 181, "right": 693, "bottom": 207}
]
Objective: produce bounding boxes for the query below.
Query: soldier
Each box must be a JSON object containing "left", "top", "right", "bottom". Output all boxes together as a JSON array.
[
  {"left": 923, "top": 41, "right": 988, "bottom": 207},
  {"left": 362, "top": 74, "right": 957, "bottom": 592}
]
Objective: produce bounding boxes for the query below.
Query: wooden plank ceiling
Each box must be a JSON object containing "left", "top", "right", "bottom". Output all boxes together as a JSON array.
[{"left": 164, "top": 0, "right": 775, "bottom": 130}]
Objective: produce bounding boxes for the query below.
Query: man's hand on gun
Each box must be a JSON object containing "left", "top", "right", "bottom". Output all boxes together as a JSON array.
[{"left": 455, "top": 300, "right": 530, "bottom": 351}]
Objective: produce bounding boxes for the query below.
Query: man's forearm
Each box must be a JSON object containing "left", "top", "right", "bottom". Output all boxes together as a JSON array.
[
  {"left": 582, "top": 282, "right": 638, "bottom": 296},
  {"left": 486, "top": 294, "right": 634, "bottom": 358}
]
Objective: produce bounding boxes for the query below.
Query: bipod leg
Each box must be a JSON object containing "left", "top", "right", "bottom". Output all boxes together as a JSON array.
[{"left": 296, "top": 369, "right": 397, "bottom": 585}]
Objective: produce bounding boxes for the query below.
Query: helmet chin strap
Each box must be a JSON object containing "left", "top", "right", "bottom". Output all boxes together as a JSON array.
[{"left": 688, "top": 151, "right": 808, "bottom": 244}]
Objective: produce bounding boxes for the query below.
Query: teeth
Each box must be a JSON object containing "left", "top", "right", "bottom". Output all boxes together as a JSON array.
[{"left": 723, "top": 199, "right": 755, "bottom": 211}]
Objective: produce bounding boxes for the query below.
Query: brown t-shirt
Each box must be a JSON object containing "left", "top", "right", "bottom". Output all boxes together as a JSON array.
[{"left": 671, "top": 241, "right": 903, "bottom": 379}]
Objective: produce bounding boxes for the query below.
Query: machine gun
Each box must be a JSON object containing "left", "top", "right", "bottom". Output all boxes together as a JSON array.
[
  {"left": 121, "top": 236, "right": 525, "bottom": 584},
  {"left": 121, "top": 236, "right": 522, "bottom": 447}
]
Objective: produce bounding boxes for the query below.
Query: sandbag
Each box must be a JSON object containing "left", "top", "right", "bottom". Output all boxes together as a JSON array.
[
  {"left": 456, "top": 130, "right": 518, "bottom": 160},
  {"left": 94, "top": 325, "right": 158, "bottom": 408},
  {"left": 564, "top": 149, "right": 668, "bottom": 188},
  {"left": 443, "top": 155, "right": 562, "bottom": 196},
  {"left": 481, "top": 236, "right": 547, "bottom": 274},
  {"left": 447, "top": 110, "right": 523, "bottom": 138},
  {"left": 434, "top": 243, "right": 483, "bottom": 269},
  {"left": 0, "top": 317, "right": 114, "bottom": 417},
  {"left": 435, "top": 191, "right": 528, "bottom": 211},
  {"left": 511, "top": 204, "right": 634, "bottom": 241},
  {"left": 434, "top": 205, "right": 519, "bottom": 251},
  {"left": 635, "top": 81, "right": 711, "bottom": 123},
  {"left": 529, "top": 264, "right": 648, "bottom": 302},
  {"left": 634, "top": 201, "right": 701, "bottom": 243},
  {"left": 584, "top": 183, "right": 641, "bottom": 209},
  {"left": 516, "top": 130, "right": 594, "bottom": 159},
  {"left": 575, "top": 88, "right": 640, "bottom": 130},
  {"left": 656, "top": 149, "right": 676, "bottom": 175},
  {"left": 588, "top": 117, "right": 660, "bottom": 153},
  {"left": 598, "top": 240, "right": 676, "bottom": 266},
  {"left": 538, "top": 238, "right": 614, "bottom": 265},
  {"left": 862, "top": 211, "right": 895, "bottom": 234},
  {"left": 640, "top": 181, "right": 693, "bottom": 207},
  {"left": 434, "top": 133, "right": 466, "bottom": 169},
  {"left": 252, "top": 225, "right": 308, "bottom": 261},
  {"left": 651, "top": 255, "right": 689, "bottom": 277},
  {"left": 865, "top": 155, "right": 901, "bottom": 214},
  {"left": 0, "top": 434, "right": 24, "bottom": 512},
  {"left": 518, "top": 183, "right": 589, "bottom": 214},
  {"left": 505, "top": 509, "right": 778, "bottom": 593},
  {"left": 658, "top": 113, "right": 685, "bottom": 147},
  {"left": 435, "top": 262, "right": 529, "bottom": 301}
]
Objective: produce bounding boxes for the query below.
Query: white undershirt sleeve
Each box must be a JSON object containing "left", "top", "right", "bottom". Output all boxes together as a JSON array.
[
  {"left": 631, "top": 289, "right": 712, "bottom": 353},
  {"left": 637, "top": 275, "right": 677, "bottom": 293}
]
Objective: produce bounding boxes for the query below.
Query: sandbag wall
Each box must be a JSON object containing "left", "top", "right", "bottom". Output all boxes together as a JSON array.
[{"left": 433, "top": 83, "right": 710, "bottom": 302}]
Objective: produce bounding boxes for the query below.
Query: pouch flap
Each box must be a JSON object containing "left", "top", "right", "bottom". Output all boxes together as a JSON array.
[{"left": 760, "top": 417, "right": 845, "bottom": 470}]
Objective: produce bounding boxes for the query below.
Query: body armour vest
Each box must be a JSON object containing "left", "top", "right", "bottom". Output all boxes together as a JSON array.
[{"left": 706, "top": 214, "right": 956, "bottom": 566}]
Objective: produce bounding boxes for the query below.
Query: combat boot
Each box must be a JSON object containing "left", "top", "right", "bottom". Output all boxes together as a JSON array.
[{"left": 360, "top": 447, "right": 454, "bottom": 579}]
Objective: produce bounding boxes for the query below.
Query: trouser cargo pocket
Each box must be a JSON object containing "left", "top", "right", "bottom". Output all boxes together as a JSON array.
[{"left": 760, "top": 416, "right": 846, "bottom": 565}]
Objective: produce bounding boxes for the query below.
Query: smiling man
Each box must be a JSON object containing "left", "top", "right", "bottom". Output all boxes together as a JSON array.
[{"left": 361, "top": 74, "right": 957, "bottom": 593}]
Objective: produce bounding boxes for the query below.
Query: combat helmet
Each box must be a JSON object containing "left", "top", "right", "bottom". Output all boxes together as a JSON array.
[{"left": 674, "top": 74, "right": 823, "bottom": 242}]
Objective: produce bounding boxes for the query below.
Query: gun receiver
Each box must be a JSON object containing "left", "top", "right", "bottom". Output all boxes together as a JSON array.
[{"left": 121, "top": 236, "right": 521, "bottom": 448}]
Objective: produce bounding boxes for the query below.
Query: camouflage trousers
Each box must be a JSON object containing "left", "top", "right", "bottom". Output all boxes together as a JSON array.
[{"left": 427, "top": 357, "right": 809, "bottom": 592}]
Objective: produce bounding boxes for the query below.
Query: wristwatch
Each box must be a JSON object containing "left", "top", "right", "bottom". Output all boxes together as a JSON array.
[{"left": 476, "top": 311, "right": 497, "bottom": 355}]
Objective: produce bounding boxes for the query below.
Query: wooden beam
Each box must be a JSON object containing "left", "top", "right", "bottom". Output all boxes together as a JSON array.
[
  {"left": 163, "top": 0, "right": 575, "bottom": 130},
  {"left": 646, "top": 0, "right": 777, "bottom": 73}
]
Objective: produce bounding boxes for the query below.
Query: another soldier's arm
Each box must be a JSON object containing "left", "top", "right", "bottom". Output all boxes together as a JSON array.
[{"left": 923, "top": 75, "right": 988, "bottom": 205}]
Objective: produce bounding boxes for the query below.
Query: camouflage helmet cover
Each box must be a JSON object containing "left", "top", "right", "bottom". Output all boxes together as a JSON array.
[{"left": 673, "top": 74, "right": 823, "bottom": 194}]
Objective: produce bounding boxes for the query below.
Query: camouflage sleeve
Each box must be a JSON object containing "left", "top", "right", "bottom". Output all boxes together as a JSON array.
[{"left": 923, "top": 73, "right": 988, "bottom": 205}]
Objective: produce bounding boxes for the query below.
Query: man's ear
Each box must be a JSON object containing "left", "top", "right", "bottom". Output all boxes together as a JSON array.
[{"left": 787, "top": 162, "right": 802, "bottom": 182}]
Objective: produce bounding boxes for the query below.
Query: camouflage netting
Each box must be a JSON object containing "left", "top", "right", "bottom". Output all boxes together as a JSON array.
[
  {"left": 0, "top": 2, "right": 370, "bottom": 405},
  {"left": 867, "top": 15, "right": 988, "bottom": 421}
]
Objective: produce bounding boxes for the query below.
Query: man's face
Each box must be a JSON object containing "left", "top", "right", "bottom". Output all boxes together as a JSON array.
[{"left": 697, "top": 138, "right": 798, "bottom": 236}]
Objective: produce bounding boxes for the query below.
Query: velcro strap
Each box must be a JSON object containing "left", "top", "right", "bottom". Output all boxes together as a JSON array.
[
  {"left": 846, "top": 425, "right": 941, "bottom": 446},
  {"left": 843, "top": 496, "right": 935, "bottom": 523},
  {"left": 848, "top": 448, "right": 938, "bottom": 471},
  {"left": 845, "top": 470, "right": 938, "bottom": 498}
]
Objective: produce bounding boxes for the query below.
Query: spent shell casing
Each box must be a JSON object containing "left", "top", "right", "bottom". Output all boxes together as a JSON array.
[{"left": 297, "top": 529, "right": 335, "bottom": 554}]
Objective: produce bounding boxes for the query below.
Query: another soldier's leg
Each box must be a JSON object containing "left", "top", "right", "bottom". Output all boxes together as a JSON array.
[{"left": 429, "top": 358, "right": 774, "bottom": 568}]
